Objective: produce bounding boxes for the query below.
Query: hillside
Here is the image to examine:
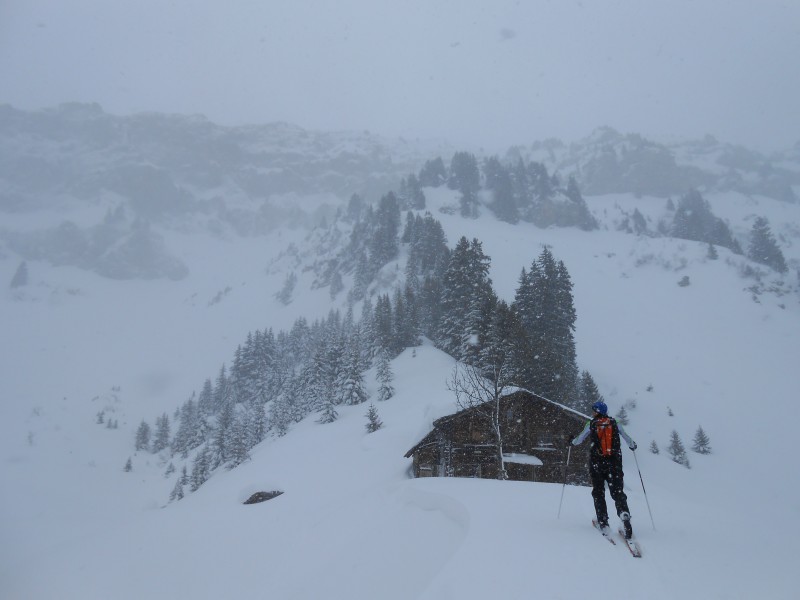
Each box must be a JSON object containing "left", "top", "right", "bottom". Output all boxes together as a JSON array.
[{"left": 2, "top": 157, "right": 799, "bottom": 599}]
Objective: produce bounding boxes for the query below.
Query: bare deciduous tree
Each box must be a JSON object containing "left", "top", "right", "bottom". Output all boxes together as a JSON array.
[{"left": 447, "top": 360, "right": 515, "bottom": 480}]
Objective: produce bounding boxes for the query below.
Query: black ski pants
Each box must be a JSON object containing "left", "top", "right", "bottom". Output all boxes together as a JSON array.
[{"left": 590, "top": 456, "right": 630, "bottom": 526}]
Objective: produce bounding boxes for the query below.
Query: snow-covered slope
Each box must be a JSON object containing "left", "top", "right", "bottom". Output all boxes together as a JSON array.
[{"left": 1, "top": 176, "right": 799, "bottom": 596}]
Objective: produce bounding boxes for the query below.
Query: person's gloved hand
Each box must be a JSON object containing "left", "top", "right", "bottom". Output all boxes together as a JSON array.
[{"left": 629, "top": 441, "right": 637, "bottom": 451}]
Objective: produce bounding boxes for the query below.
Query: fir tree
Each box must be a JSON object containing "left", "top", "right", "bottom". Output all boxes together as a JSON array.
[
  {"left": 436, "top": 237, "right": 494, "bottom": 363},
  {"left": 10, "top": 260, "right": 28, "bottom": 289},
  {"left": 649, "top": 440, "right": 660, "bottom": 454},
  {"left": 169, "top": 477, "right": 184, "bottom": 502},
  {"left": 135, "top": 421, "right": 151, "bottom": 452},
  {"left": 340, "top": 329, "right": 369, "bottom": 406},
  {"left": 365, "top": 403, "right": 383, "bottom": 433},
  {"left": 616, "top": 405, "right": 630, "bottom": 426},
  {"left": 276, "top": 272, "right": 297, "bottom": 305},
  {"left": 448, "top": 152, "right": 480, "bottom": 218},
  {"left": 631, "top": 208, "right": 648, "bottom": 235},
  {"left": 406, "top": 173, "right": 426, "bottom": 209},
  {"left": 190, "top": 446, "right": 212, "bottom": 491},
  {"left": 747, "top": 216, "right": 787, "bottom": 273},
  {"left": 707, "top": 243, "right": 718, "bottom": 260},
  {"left": 418, "top": 157, "right": 447, "bottom": 187},
  {"left": 124, "top": 457, "right": 133, "bottom": 472},
  {"left": 369, "top": 192, "right": 401, "bottom": 271},
  {"left": 227, "top": 410, "right": 251, "bottom": 467},
  {"left": 667, "top": 430, "right": 690, "bottom": 468},
  {"left": 578, "top": 371, "right": 604, "bottom": 415},
  {"left": 513, "top": 247, "right": 578, "bottom": 405},
  {"left": 671, "top": 189, "right": 740, "bottom": 253},
  {"left": 376, "top": 347, "right": 395, "bottom": 401},
  {"left": 691, "top": 425, "right": 712, "bottom": 454},
  {"left": 152, "top": 413, "right": 171, "bottom": 453}
]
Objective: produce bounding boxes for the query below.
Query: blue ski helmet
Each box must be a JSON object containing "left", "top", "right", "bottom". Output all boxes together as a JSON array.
[{"left": 592, "top": 401, "right": 608, "bottom": 415}]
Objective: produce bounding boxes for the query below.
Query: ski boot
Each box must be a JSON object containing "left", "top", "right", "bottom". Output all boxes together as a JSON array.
[{"left": 620, "top": 511, "right": 633, "bottom": 539}]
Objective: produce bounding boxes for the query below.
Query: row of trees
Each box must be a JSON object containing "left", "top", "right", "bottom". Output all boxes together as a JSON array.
[
  {"left": 413, "top": 152, "right": 598, "bottom": 229},
  {"left": 649, "top": 426, "right": 713, "bottom": 469},
  {"left": 660, "top": 189, "right": 788, "bottom": 274}
]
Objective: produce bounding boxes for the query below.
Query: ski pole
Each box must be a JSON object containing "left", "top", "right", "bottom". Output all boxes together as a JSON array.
[
  {"left": 557, "top": 445, "right": 571, "bottom": 519},
  {"left": 633, "top": 450, "right": 656, "bottom": 531}
]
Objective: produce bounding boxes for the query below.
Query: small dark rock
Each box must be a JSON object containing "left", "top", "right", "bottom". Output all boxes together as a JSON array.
[{"left": 243, "top": 490, "right": 283, "bottom": 505}]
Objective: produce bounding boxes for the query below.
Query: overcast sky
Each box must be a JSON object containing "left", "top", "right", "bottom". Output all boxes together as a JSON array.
[{"left": 2, "top": 0, "right": 799, "bottom": 153}]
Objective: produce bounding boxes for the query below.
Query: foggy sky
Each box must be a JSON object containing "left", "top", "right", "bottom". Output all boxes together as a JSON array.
[{"left": 2, "top": 0, "right": 799, "bottom": 153}]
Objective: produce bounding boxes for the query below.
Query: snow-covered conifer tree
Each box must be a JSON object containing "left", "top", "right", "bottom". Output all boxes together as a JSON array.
[
  {"left": 376, "top": 347, "right": 394, "bottom": 402},
  {"left": 9, "top": 260, "right": 28, "bottom": 289},
  {"left": 747, "top": 216, "right": 787, "bottom": 273},
  {"left": 365, "top": 404, "right": 383, "bottom": 433},
  {"left": 668, "top": 430, "right": 690, "bottom": 468},
  {"left": 691, "top": 426, "right": 712, "bottom": 454},
  {"left": 152, "top": 413, "right": 171, "bottom": 453},
  {"left": 135, "top": 421, "right": 151, "bottom": 452},
  {"left": 169, "top": 477, "right": 184, "bottom": 502}
]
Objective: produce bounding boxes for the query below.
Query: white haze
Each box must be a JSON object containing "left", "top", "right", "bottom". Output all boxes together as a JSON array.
[{"left": 2, "top": 0, "right": 800, "bottom": 153}]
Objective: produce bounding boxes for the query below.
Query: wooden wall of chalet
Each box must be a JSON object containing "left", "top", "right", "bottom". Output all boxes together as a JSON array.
[{"left": 408, "top": 391, "right": 590, "bottom": 486}]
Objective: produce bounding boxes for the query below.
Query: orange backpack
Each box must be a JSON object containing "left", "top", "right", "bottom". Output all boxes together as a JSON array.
[{"left": 595, "top": 417, "right": 614, "bottom": 457}]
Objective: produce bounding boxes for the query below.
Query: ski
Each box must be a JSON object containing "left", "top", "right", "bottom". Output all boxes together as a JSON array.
[
  {"left": 618, "top": 529, "right": 642, "bottom": 558},
  {"left": 592, "top": 519, "right": 616, "bottom": 545}
]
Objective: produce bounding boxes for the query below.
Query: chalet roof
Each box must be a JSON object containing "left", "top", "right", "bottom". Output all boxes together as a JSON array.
[{"left": 404, "top": 389, "right": 590, "bottom": 458}]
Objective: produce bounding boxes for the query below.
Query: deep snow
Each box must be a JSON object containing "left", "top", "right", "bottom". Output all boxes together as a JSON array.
[{"left": 1, "top": 188, "right": 799, "bottom": 599}]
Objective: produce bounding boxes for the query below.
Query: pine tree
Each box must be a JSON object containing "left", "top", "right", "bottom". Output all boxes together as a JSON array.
[
  {"left": 376, "top": 347, "right": 395, "bottom": 401},
  {"left": 169, "top": 477, "right": 184, "bottom": 502},
  {"left": 691, "top": 425, "right": 712, "bottom": 454},
  {"left": 449, "top": 152, "right": 480, "bottom": 218},
  {"left": 513, "top": 247, "right": 578, "bottom": 405},
  {"left": 10, "top": 260, "right": 28, "bottom": 288},
  {"left": 616, "top": 405, "right": 630, "bottom": 426},
  {"left": 340, "top": 328, "right": 369, "bottom": 406},
  {"left": 578, "top": 371, "right": 604, "bottom": 415},
  {"left": 135, "top": 421, "right": 151, "bottom": 452},
  {"left": 406, "top": 173, "right": 426, "bottom": 209},
  {"left": 747, "top": 216, "right": 787, "bottom": 273},
  {"left": 369, "top": 192, "right": 401, "bottom": 272},
  {"left": 649, "top": 440, "right": 659, "bottom": 454},
  {"left": 213, "top": 399, "right": 236, "bottom": 466},
  {"left": 152, "top": 413, "right": 171, "bottom": 453},
  {"left": 124, "top": 457, "right": 133, "bottom": 472},
  {"left": 190, "top": 446, "right": 212, "bottom": 491},
  {"left": 671, "top": 189, "right": 740, "bottom": 253},
  {"left": 707, "top": 243, "right": 718, "bottom": 260},
  {"left": 227, "top": 410, "right": 251, "bottom": 467},
  {"left": 631, "top": 209, "right": 648, "bottom": 235},
  {"left": 436, "top": 237, "right": 494, "bottom": 362},
  {"left": 418, "top": 157, "right": 447, "bottom": 187},
  {"left": 365, "top": 403, "right": 383, "bottom": 433},
  {"left": 667, "top": 430, "right": 690, "bottom": 468}
]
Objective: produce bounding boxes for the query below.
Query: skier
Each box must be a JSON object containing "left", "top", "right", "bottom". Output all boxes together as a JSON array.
[{"left": 572, "top": 401, "right": 638, "bottom": 539}]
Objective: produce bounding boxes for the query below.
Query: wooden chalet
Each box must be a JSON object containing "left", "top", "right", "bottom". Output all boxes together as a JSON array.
[{"left": 404, "top": 390, "right": 591, "bottom": 485}]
